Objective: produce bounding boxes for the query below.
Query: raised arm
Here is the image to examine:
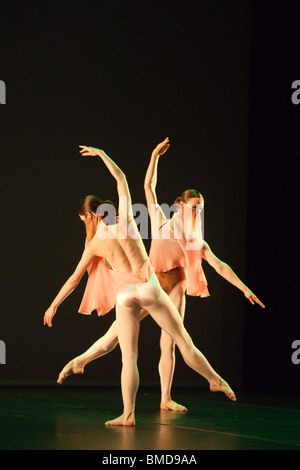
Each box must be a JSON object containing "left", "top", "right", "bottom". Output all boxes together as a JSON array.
[
  {"left": 79, "top": 146, "right": 132, "bottom": 215},
  {"left": 202, "top": 241, "right": 265, "bottom": 308},
  {"left": 144, "top": 137, "right": 170, "bottom": 211},
  {"left": 43, "top": 242, "right": 96, "bottom": 327}
]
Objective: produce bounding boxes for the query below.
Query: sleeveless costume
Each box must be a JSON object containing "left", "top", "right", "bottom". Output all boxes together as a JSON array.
[
  {"left": 78, "top": 203, "right": 208, "bottom": 316},
  {"left": 149, "top": 203, "right": 209, "bottom": 298}
]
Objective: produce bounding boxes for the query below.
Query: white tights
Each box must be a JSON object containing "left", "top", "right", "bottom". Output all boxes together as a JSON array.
[
  {"left": 113, "top": 273, "right": 220, "bottom": 422},
  {"left": 73, "top": 283, "right": 186, "bottom": 406},
  {"left": 64, "top": 274, "right": 233, "bottom": 423},
  {"left": 158, "top": 281, "right": 186, "bottom": 404}
]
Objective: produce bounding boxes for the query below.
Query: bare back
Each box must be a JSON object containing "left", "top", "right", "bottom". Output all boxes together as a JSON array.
[{"left": 89, "top": 215, "right": 148, "bottom": 274}]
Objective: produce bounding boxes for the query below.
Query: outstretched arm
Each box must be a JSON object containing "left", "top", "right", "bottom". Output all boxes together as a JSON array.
[
  {"left": 44, "top": 243, "right": 96, "bottom": 327},
  {"left": 202, "top": 241, "right": 265, "bottom": 308},
  {"left": 144, "top": 137, "right": 170, "bottom": 210},
  {"left": 79, "top": 146, "right": 131, "bottom": 215}
]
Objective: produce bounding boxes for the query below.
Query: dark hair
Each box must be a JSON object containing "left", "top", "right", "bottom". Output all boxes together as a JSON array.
[
  {"left": 175, "top": 189, "right": 204, "bottom": 205},
  {"left": 78, "top": 195, "right": 103, "bottom": 215},
  {"left": 78, "top": 195, "right": 116, "bottom": 221}
]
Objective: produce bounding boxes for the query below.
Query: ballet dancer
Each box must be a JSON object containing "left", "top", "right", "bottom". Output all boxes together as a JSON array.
[
  {"left": 44, "top": 144, "right": 237, "bottom": 427},
  {"left": 56, "top": 139, "right": 264, "bottom": 413}
]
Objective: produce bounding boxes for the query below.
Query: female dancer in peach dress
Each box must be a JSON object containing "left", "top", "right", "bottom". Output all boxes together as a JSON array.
[
  {"left": 44, "top": 144, "right": 237, "bottom": 426},
  {"left": 56, "top": 139, "right": 264, "bottom": 413}
]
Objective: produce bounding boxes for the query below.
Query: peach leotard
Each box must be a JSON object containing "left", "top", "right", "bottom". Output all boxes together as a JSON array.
[
  {"left": 79, "top": 257, "right": 154, "bottom": 316},
  {"left": 149, "top": 204, "right": 209, "bottom": 297}
]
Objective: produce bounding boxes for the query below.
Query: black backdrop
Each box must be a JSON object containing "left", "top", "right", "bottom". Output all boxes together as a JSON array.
[
  {"left": 0, "top": 0, "right": 299, "bottom": 394},
  {"left": 245, "top": 0, "right": 300, "bottom": 393}
]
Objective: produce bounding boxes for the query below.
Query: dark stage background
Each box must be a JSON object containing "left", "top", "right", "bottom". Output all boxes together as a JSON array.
[{"left": 0, "top": 0, "right": 299, "bottom": 395}]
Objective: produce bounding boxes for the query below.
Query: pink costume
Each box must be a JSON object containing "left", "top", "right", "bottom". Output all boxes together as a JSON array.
[
  {"left": 78, "top": 257, "right": 155, "bottom": 316},
  {"left": 149, "top": 204, "right": 209, "bottom": 297},
  {"left": 72, "top": 208, "right": 235, "bottom": 423},
  {"left": 78, "top": 202, "right": 208, "bottom": 316}
]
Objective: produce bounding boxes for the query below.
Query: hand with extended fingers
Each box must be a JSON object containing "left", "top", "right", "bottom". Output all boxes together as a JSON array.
[
  {"left": 79, "top": 145, "right": 99, "bottom": 157},
  {"left": 152, "top": 137, "right": 170, "bottom": 158},
  {"left": 244, "top": 288, "right": 265, "bottom": 308}
]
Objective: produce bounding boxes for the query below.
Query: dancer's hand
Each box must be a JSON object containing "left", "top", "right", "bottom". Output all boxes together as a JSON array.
[
  {"left": 79, "top": 145, "right": 99, "bottom": 157},
  {"left": 44, "top": 305, "right": 57, "bottom": 327},
  {"left": 152, "top": 137, "right": 170, "bottom": 157},
  {"left": 244, "top": 289, "right": 265, "bottom": 308}
]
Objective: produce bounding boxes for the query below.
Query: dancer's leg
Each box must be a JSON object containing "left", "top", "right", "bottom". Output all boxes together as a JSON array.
[
  {"left": 57, "top": 309, "right": 150, "bottom": 384},
  {"left": 142, "top": 279, "right": 236, "bottom": 401},
  {"left": 105, "top": 302, "right": 141, "bottom": 426},
  {"left": 159, "top": 281, "right": 187, "bottom": 411},
  {"left": 57, "top": 321, "right": 119, "bottom": 384}
]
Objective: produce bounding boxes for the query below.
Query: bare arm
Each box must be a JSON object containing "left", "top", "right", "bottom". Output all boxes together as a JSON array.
[
  {"left": 79, "top": 145, "right": 132, "bottom": 214},
  {"left": 202, "top": 241, "right": 265, "bottom": 308},
  {"left": 144, "top": 137, "right": 170, "bottom": 211},
  {"left": 44, "top": 244, "right": 96, "bottom": 327}
]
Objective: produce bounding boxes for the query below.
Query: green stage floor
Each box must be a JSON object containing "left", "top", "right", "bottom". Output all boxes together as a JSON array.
[{"left": 0, "top": 387, "right": 299, "bottom": 450}]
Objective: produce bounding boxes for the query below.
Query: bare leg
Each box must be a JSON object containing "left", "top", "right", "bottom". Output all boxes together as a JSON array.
[
  {"left": 145, "top": 288, "right": 236, "bottom": 402},
  {"left": 159, "top": 281, "right": 188, "bottom": 411},
  {"left": 105, "top": 303, "right": 141, "bottom": 427}
]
